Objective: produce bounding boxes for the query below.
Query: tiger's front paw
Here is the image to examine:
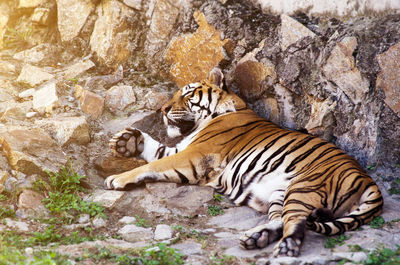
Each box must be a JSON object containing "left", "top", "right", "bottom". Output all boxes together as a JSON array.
[
  {"left": 104, "top": 174, "right": 129, "bottom": 190},
  {"left": 109, "top": 128, "right": 144, "bottom": 158},
  {"left": 273, "top": 236, "right": 302, "bottom": 257}
]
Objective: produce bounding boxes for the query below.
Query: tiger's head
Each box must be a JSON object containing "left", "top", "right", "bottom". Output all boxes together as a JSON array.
[{"left": 161, "top": 68, "right": 247, "bottom": 138}]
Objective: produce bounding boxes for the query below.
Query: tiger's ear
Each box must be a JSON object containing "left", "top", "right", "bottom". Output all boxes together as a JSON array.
[{"left": 207, "top": 67, "right": 226, "bottom": 90}]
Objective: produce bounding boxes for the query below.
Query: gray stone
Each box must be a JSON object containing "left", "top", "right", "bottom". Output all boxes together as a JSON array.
[
  {"left": 92, "top": 217, "right": 107, "bottom": 228},
  {"left": 118, "top": 224, "right": 153, "bottom": 243},
  {"left": 118, "top": 216, "right": 137, "bottom": 224},
  {"left": 171, "top": 240, "right": 203, "bottom": 256},
  {"left": 17, "top": 189, "right": 49, "bottom": 219},
  {"left": 55, "top": 239, "right": 147, "bottom": 258},
  {"left": 280, "top": 14, "right": 316, "bottom": 51},
  {"left": 0, "top": 60, "right": 16, "bottom": 74},
  {"left": 89, "top": 0, "right": 135, "bottom": 67},
  {"left": 376, "top": 41, "right": 400, "bottom": 117},
  {"left": 224, "top": 245, "right": 270, "bottom": 259},
  {"left": 208, "top": 206, "right": 269, "bottom": 231},
  {"left": 154, "top": 224, "right": 173, "bottom": 240},
  {"left": 33, "top": 82, "right": 59, "bottom": 113},
  {"left": 56, "top": 0, "right": 95, "bottom": 42},
  {"left": 5, "top": 218, "right": 29, "bottom": 232},
  {"left": 0, "top": 128, "right": 68, "bottom": 175},
  {"left": 13, "top": 44, "right": 59, "bottom": 65},
  {"left": 18, "top": 88, "right": 36, "bottom": 99},
  {"left": 84, "top": 189, "right": 125, "bottom": 209},
  {"left": 62, "top": 60, "right": 95, "bottom": 80},
  {"left": 105, "top": 85, "right": 136, "bottom": 112},
  {"left": 17, "top": 64, "right": 54, "bottom": 87},
  {"left": 322, "top": 36, "right": 369, "bottom": 104},
  {"left": 35, "top": 116, "right": 90, "bottom": 146},
  {"left": 123, "top": 0, "right": 141, "bottom": 9},
  {"left": 333, "top": 252, "right": 367, "bottom": 263},
  {"left": 78, "top": 214, "right": 90, "bottom": 224},
  {"left": 164, "top": 185, "right": 214, "bottom": 216}
]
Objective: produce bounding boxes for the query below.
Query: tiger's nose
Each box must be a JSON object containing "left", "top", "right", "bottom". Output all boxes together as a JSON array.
[{"left": 161, "top": 105, "right": 171, "bottom": 115}]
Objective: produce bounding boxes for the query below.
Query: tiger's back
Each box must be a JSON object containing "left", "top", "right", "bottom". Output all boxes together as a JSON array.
[{"left": 105, "top": 68, "right": 383, "bottom": 257}]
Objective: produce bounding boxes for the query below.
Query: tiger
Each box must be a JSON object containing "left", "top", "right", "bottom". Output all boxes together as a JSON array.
[{"left": 104, "top": 67, "right": 383, "bottom": 257}]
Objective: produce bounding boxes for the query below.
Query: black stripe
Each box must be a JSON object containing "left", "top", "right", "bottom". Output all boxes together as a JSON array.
[
  {"left": 174, "top": 169, "right": 189, "bottom": 184},
  {"left": 190, "top": 161, "right": 199, "bottom": 180}
]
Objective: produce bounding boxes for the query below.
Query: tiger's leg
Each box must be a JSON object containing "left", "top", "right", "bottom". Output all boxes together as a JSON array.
[
  {"left": 104, "top": 148, "right": 216, "bottom": 189},
  {"left": 240, "top": 190, "right": 285, "bottom": 249},
  {"left": 109, "top": 128, "right": 179, "bottom": 162}
]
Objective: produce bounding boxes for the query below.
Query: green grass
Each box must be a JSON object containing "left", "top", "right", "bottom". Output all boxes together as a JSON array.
[
  {"left": 324, "top": 234, "right": 352, "bottom": 249},
  {"left": 369, "top": 216, "right": 385, "bottom": 229},
  {"left": 33, "top": 162, "right": 105, "bottom": 223},
  {"left": 80, "top": 243, "right": 184, "bottom": 265},
  {"left": 213, "top": 193, "right": 223, "bottom": 202},
  {"left": 207, "top": 205, "right": 224, "bottom": 216},
  {"left": 3, "top": 27, "right": 33, "bottom": 51},
  {"left": 172, "top": 225, "right": 207, "bottom": 244},
  {"left": 209, "top": 254, "right": 237, "bottom": 265},
  {"left": 135, "top": 215, "right": 152, "bottom": 228},
  {"left": 0, "top": 206, "right": 15, "bottom": 219}
]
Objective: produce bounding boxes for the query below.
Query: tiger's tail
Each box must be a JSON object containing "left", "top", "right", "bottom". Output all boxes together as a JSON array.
[{"left": 306, "top": 183, "right": 383, "bottom": 235}]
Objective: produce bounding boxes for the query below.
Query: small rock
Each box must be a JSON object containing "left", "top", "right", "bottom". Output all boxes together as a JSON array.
[
  {"left": 35, "top": 116, "right": 90, "bottom": 146},
  {"left": 171, "top": 240, "right": 203, "bottom": 255},
  {"left": 92, "top": 217, "right": 107, "bottom": 228},
  {"left": 33, "top": 82, "right": 59, "bottom": 113},
  {"left": 75, "top": 86, "right": 104, "bottom": 119},
  {"left": 256, "top": 258, "right": 269, "bottom": 265},
  {"left": 117, "top": 224, "right": 153, "bottom": 243},
  {"left": 105, "top": 85, "right": 136, "bottom": 112},
  {"left": 269, "top": 256, "right": 299, "bottom": 265},
  {"left": 62, "top": 60, "right": 95, "bottom": 80},
  {"left": 17, "top": 189, "right": 49, "bottom": 219},
  {"left": 122, "top": 0, "right": 141, "bottom": 10},
  {"left": 17, "top": 64, "right": 54, "bottom": 87},
  {"left": 64, "top": 223, "right": 91, "bottom": 230},
  {"left": 207, "top": 206, "right": 269, "bottom": 231},
  {"left": 0, "top": 60, "right": 16, "bottom": 74},
  {"left": 18, "top": 0, "right": 44, "bottom": 9},
  {"left": 94, "top": 154, "right": 146, "bottom": 177},
  {"left": 376, "top": 42, "right": 400, "bottom": 118},
  {"left": 0, "top": 128, "right": 67, "bottom": 175},
  {"left": 322, "top": 36, "right": 369, "bottom": 104},
  {"left": 5, "top": 218, "right": 29, "bottom": 232},
  {"left": 78, "top": 214, "right": 90, "bottom": 224},
  {"left": 144, "top": 90, "right": 170, "bottom": 110},
  {"left": 84, "top": 189, "right": 125, "bottom": 209},
  {"left": 25, "top": 247, "right": 34, "bottom": 256},
  {"left": 13, "top": 44, "right": 59, "bottom": 65},
  {"left": 280, "top": 14, "right": 316, "bottom": 51},
  {"left": 333, "top": 252, "right": 368, "bottom": 263},
  {"left": 18, "top": 88, "right": 36, "bottom": 99},
  {"left": 154, "top": 224, "right": 173, "bottom": 240},
  {"left": 56, "top": 0, "right": 95, "bottom": 42},
  {"left": 118, "top": 216, "right": 137, "bottom": 224},
  {"left": 26, "top": 112, "right": 38, "bottom": 118},
  {"left": 4, "top": 176, "right": 17, "bottom": 192},
  {"left": 31, "top": 7, "right": 50, "bottom": 25}
]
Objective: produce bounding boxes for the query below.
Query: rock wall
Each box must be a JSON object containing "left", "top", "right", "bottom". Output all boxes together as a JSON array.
[{"left": 1, "top": 0, "right": 400, "bottom": 189}]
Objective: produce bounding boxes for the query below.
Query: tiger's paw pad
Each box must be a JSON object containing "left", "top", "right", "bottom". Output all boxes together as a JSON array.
[
  {"left": 109, "top": 128, "right": 144, "bottom": 158},
  {"left": 240, "top": 222, "right": 283, "bottom": 250},
  {"left": 273, "top": 237, "right": 301, "bottom": 257}
]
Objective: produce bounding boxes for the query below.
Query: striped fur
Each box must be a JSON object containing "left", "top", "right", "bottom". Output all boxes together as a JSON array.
[{"left": 104, "top": 68, "right": 383, "bottom": 256}]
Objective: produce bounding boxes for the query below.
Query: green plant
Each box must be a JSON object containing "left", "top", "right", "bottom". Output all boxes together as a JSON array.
[
  {"left": 137, "top": 243, "right": 184, "bottom": 265},
  {"left": 366, "top": 164, "right": 376, "bottom": 171},
  {"left": 363, "top": 244, "right": 400, "bottom": 265},
  {"left": 3, "top": 27, "right": 33, "bottom": 51},
  {"left": 209, "top": 254, "right": 236, "bottom": 265},
  {"left": 0, "top": 206, "right": 15, "bottom": 219},
  {"left": 213, "top": 193, "right": 223, "bottom": 202},
  {"left": 348, "top": 244, "right": 364, "bottom": 252},
  {"left": 0, "top": 194, "right": 8, "bottom": 201},
  {"left": 369, "top": 216, "right": 385, "bottom": 229},
  {"left": 33, "top": 162, "right": 105, "bottom": 222},
  {"left": 172, "top": 225, "right": 207, "bottom": 244},
  {"left": 207, "top": 205, "right": 224, "bottom": 216},
  {"left": 324, "top": 234, "right": 352, "bottom": 249},
  {"left": 135, "top": 215, "right": 152, "bottom": 228}
]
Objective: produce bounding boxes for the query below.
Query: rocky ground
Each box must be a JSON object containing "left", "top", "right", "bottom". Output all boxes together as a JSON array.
[{"left": 1, "top": 0, "right": 400, "bottom": 264}]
